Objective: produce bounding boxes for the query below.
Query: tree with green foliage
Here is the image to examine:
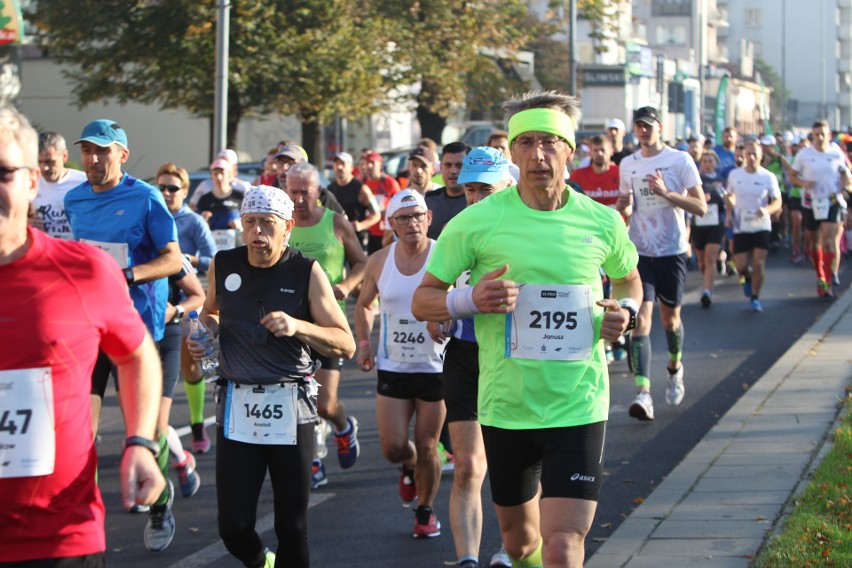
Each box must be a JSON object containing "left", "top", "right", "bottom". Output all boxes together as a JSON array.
[
  {"left": 525, "top": 0, "right": 622, "bottom": 94},
  {"left": 29, "top": 0, "right": 396, "bottom": 162},
  {"left": 381, "top": 0, "right": 531, "bottom": 142}
]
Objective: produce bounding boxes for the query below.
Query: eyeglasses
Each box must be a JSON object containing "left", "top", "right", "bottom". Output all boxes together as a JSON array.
[
  {"left": 513, "top": 136, "right": 565, "bottom": 150},
  {"left": 0, "top": 165, "right": 32, "bottom": 182},
  {"left": 158, "top": 184, "right": 182, "bottom": 193},
  {"left": 392, "top": 212, "right": 427, "bottom": 225}
]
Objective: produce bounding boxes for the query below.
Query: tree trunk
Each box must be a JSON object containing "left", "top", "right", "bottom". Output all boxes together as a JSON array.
[
  {"left": 301, "top": 117, "right": 323, "bottom": 166},
  {"left": 416, "top": 103, "right": 446, "bottom": 145}
]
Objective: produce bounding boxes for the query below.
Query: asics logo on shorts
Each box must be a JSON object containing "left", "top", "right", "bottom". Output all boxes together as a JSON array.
[{"left": 570, "top": 473, "right": 595, "bottom": 482}]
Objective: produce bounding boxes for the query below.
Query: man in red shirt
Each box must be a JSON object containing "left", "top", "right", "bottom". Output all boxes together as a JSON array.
[
  {"left": 0, "top": 107, "right": 165, "bottom": 566},
  {"left": 362, "top": 151, "right": 400, "bottom": 254},
  {"left": 569, "top": 135, "right": 621, "bottom": 209}
]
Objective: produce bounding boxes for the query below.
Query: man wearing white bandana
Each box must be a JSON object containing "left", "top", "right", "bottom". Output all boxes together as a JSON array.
[
  {"left": 187, "top": 185, "right": 355, "bottom": 568},
  {"left": 413, "top": 91, "right": 641, "bottom": 568}
]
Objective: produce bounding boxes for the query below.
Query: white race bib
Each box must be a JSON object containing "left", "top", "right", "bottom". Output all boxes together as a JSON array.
[
  {"left": 738, "top": 210, "right": 765, "bottom": 233},
  {"left": 213, "top": 230, "right": 240, "bottom": 251},
  {"left": 223, "top": 382, "right": 298, "bottom": 445},
  {"left": 695, "top": 203, "right": 720, "bottom": 226},
  {"left": 383, "top": 315, "right": 440, "bottom": 363},
  {"left": 0, "top": 368, "right": 55, "bottom": 478},
  {"left": 505, "top": 284, "right": 595, "bottom": 361},
  {"left": 79, "top": 239, "right": 129, "bottom": 268},
  {"left": 812, "top": 197, "right": 830, "bottom": 220},
  {"left": 632, "top": 177, "right": 669, "bottom": 210}
]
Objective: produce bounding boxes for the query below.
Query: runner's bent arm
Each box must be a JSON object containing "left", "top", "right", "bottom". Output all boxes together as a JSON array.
[
  {"left": 260, "top": 261, "right": 355, "bottom": 359},
  {"left": 412, "top": 265, "right": 519, "bottom": 322},
  {"left": 650, "top": 172, "right": 706, "bottom": 216},
  {"left": 129, "top": 241, "right": 183, "bottom": 284},
  {"left": 599, "top": 267, "right": 642, "bottom": 341},
  {"left": 334, "top": 213, "right": 368, "bottom": 298},
  {"left": 353, "top": 184, "right": 382, "bottom": 232}
]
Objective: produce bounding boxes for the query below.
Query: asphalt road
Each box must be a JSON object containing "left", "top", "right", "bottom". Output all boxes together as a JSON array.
[{"left": 95, "top": 247, "right": 848, "bottom": 567}]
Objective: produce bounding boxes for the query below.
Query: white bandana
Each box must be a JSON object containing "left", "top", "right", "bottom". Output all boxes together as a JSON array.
[{"left": 240, "top": 185, "right": 294, "bottom": 220}]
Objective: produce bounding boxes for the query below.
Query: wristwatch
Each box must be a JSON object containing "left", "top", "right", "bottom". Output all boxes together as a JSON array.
[
  {"left": 172, "top": 304, "right": 185, "bottom": 323},
  {"left": 123, "top": 436, "right": 160, "bottom": 458},
  {"left": 619, "top": 298, "right": 639, "bottom": 333},
  {"left": 123, "top": 267, "right": 135, "bottom": 286}
]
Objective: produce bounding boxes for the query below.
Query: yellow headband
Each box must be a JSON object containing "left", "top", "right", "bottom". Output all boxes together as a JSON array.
[{"left": 508, "top": 108, "right": 576, "bottom": 150}]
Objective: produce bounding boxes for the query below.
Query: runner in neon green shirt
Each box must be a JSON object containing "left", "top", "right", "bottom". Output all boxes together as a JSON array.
[{"left": 412, "top": 91, "right": 641, "bottom": 568}]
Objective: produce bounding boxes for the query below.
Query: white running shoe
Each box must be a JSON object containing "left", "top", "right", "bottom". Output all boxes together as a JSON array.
[
  {"left": 490, "top": 544, "right": 512, "bottom": 567},
  {"left": 629, "top": 391, "right": 655, "bottom": 421},
  {"left": 666, "top": 366, "right": 685, "bottom": 406}
]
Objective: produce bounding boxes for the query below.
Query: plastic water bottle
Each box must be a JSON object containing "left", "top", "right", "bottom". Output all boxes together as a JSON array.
[{"left": 188, "top": 310, "right": 219, "bottom": 381}]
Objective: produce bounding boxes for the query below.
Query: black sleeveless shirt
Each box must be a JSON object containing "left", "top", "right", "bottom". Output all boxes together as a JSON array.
[{"left": 215, "top": 246, "right": 315, "bottom": 384}]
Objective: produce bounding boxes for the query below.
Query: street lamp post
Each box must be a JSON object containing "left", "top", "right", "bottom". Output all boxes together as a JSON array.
[{"left": 213, "top": 0, "right": 230, "bottom": 157}]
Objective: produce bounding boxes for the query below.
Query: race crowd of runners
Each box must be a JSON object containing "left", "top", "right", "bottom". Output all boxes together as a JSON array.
[{"left": 1, "top": 90, "right": 850, "bottom": 568}]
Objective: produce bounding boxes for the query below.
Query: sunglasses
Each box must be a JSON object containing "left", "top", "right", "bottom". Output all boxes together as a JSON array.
[{"left": 158, "top": 184, "right": 182, "bottom": 193}]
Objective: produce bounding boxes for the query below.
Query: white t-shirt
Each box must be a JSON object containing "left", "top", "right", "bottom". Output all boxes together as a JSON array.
[
  {"left": 619, "top": 146, "right": 701, "bottom": 257},
  {"left": 33, "top": 169, "right": 87, "bottom": 239},
  {"left": 791, "top": 144, "right": 850, "bottom": 208},
  {"left": 727, "top": 167, "right": 781, "bottom": 234},
  {"left": 189, "top": 177, "right": 251, "bottom": 209}
]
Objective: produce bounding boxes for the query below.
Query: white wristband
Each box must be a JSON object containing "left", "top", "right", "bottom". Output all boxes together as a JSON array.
[{"left": 446, "top": 287, "right": 481, "bottom": 320}]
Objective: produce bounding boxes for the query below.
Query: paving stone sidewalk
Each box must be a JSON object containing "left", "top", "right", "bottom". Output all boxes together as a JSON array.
[{"left": 587, "top": 289, "right": 852, "bottom": 568}]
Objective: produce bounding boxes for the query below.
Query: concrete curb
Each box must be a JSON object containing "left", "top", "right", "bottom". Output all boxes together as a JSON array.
[{"left": 586, "top": 288, "right": 852, "bottom": 568}]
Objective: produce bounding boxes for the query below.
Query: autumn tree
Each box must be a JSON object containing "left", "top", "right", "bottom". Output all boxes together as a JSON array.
[
  {"left": 29, "top": 0, "right": 396, "bottom": 162},
  {"left": 382, "top": 0, "right": 531, "bottom": 142}
]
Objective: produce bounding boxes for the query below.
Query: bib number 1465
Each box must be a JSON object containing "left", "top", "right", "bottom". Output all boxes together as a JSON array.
[{"left": 243, "top": 404, "right": 284, "bottom": 420}]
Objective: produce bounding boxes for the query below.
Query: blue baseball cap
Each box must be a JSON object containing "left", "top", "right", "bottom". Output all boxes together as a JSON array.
[
  {"left": 75, "top": 119, "right": 129, "bottom": 149},
  {"left": 457, "top": 146, "right": 509, "bottom": 185}
]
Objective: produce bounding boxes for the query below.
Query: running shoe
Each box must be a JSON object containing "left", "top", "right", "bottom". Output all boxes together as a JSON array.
[
  {"left": 128, "top": 503, "right": 150, "bottom": 514},
  {"left": 742, "top": 278, "right": 752, "bottom": 298},
  {"left": 491, "top": 544, "right": 512, "bottom": 567},
  {"left": 628, "top": 391, "right": 655, "bottom": 421},
  {"left": 412, "top": 509, "right": 441, "bottom": 538},
  {"left": 438, "top": 442, "right": 455, "bottom": 473},
  {"left": 311, "top": 459, "right": 328, "bottom": 489},
  {"left": 751, "top": 298, "right": 763, "bottom": 313},
  {"left": 717, "top": 251, "right": 727, "bottom": 275},
  {"left": 832, "top": 273, "right": 841, "bottom": 286},
  {"left": 190, "top": 422, "right": 211, "bottom": 454},
  {"left": 459, "top": 561, "right": 479, "bottom": 568},
  {"left": 665, "top": 366, "right": 685, "bottom": 405},
  {"left": 144, "top": 480, "right": 175, "bottom": 552},
  {"left": 399, "top": 465, "right": 417, "bottom": 504},
  {"left": 174, "top": 450, "right": 201, "bottom": 498},
  {"left": 335, "top": 416, "right": 360, "bottom": 469},
  {"left": 315, "top": 418, "right": 331, "bottom": 459},
  {"left": 700, "top": 291, "right": 712, "bottom": 308},
  {"left": 817, "top": 278, "right": 830, "bottom": 298},
  {"left": 263, "top": 548, "right": 276, "bottom": 568}
]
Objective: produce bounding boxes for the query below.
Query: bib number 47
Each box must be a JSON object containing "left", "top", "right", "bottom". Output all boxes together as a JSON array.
[
  {"left": 0, "top": 409, "right": 32, "bottom": 435},
  {"left": 529, "top": 310, "right": 577, "bottom": 330}
]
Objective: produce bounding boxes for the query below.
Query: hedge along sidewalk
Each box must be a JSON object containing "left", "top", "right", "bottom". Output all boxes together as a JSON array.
[{"left": 586, "top": 288, "right": 852, "bottom": 568}]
